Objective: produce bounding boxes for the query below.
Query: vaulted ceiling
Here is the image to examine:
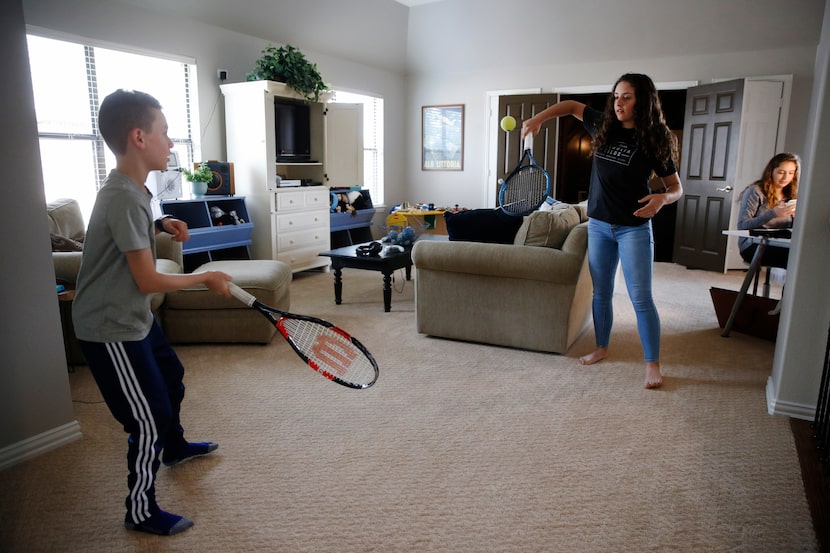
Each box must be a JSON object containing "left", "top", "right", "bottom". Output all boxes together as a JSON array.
[
  {"left": 111, "top": 0, "right": 824, "bottom": 78},
  {"left": 114, "top": 0, "right": 414, "bottom": 73}
]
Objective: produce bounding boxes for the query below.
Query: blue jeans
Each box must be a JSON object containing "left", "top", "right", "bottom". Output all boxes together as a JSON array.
[{"left": 587, "top": 218, "right": 660, "bottom": 362}]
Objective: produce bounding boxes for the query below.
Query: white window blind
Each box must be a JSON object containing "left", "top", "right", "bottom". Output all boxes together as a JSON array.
[
  {"left": 26, "top": 33, "right": 199, "bottom": 222},
  {"left": 331, "top": 91, "right": 384, "bottom": 206}
]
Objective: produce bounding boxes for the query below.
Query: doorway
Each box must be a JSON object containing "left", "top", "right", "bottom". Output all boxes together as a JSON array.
[{"left": 556, "top": 89, "right": 687, "bottom": 262}]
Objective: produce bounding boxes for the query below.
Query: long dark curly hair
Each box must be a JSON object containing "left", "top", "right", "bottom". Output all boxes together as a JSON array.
[{"left": 593, "top": 73, "right": 677, "bottom": 168}]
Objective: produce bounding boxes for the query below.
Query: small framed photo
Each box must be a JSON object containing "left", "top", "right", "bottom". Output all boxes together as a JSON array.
[{"left": 422, "top": 104, "right": 464, "bottom": 171}]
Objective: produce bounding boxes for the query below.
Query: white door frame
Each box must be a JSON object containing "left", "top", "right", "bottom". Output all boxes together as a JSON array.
[{"left": 484, "top": 88, "right": 540, "bottom": 208}]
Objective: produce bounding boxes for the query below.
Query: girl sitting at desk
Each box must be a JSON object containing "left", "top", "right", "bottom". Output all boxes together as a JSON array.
[{"left": 737, "top": 152, "right": 800, "bottom": 267}]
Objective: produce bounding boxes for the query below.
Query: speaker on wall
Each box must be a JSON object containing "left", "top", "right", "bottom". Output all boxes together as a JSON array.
[{"left": 204, "top": 160, "right": 234, "bottom": 195}]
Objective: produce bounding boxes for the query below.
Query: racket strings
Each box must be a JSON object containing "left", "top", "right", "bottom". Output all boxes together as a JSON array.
[
  {"left": 279, "top": 318, "right": 377, "bottom": 386},
  {"left": 502, "top": 167, "right": 549, "bottom": 213}
]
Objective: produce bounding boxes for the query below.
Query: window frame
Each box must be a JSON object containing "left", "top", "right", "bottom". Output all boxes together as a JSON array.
[
  {"left": 26, "top": 27, "right": 200, "bottom": 220},
  {"left": 330, "top": 90, "right": 384, "bottom": 206}
]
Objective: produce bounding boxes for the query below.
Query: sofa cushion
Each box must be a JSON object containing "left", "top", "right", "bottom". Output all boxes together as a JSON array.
[
  {"left": 50, "top": 233, "right": 84, "bottom": 252},
  {"left": 165, "top": 260, "right": 291, "bottom": 310},
  {"left": 513, "top": 203, "right": 582, "bottom": 249},
  {"left": 47, "top": 198, "right": 86, "bottom": 241},
  {"left": 444, "top": 208, "right": 524, "bottom": 244}
]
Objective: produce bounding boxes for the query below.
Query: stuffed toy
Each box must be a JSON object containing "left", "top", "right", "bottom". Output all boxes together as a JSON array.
[
  {"left": 229, "top": 210, "right": 245, "bottom": 225},
  {"left": 210, "top": 205, "right": 237, "bottom": 226},
  {"left": 347, "top": 190, "right": 370, "bottom": 211},
  {"left": 334, "top": 193, "right": 356, "bottom": 215},
  {"left": 333, "top": 190, "right": 371, "bottom": 215},
  {"left": 383, "top": 225, "right": 417, "bottom": 246}
]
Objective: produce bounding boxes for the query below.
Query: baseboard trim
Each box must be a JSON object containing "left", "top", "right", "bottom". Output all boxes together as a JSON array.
[
  {"left": 767, "top": 377, "right": 816, "bottom": 420},
  {"left": 0, "top": 421, "right": 82, "bottom": 472}
]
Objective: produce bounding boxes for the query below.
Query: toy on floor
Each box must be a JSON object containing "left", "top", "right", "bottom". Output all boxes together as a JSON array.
[{"left": 383, "top": 225, "right": 417, "bottom": 246}]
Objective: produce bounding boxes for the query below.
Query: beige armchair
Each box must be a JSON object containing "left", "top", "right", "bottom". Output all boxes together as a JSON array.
[
  {"left": 411, "top": 203, "right": 592, "bottom": 354},
  {"left": 48, "top": 198, "right": 86, "bottom": 285}
]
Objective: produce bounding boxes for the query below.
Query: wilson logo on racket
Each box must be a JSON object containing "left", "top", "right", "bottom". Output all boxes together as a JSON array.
[
  {"left": 310, "top": 333, "right": 356, "bottom": 375},
  {"left": 227, "top": 282, "right": 379, "bottom": 389}
]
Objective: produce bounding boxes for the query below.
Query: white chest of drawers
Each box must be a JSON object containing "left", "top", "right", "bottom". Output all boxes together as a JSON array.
[{"left": 270, "top": 186, "right": 331, "bottom": 272}]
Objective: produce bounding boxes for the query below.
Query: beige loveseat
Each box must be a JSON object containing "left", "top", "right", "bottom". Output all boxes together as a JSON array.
[{"left": 411, "top": 203, "right": 592, "bottom": 354}]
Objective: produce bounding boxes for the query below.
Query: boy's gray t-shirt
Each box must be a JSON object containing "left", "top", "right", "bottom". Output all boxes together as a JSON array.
[{"left": 73, "top": 170, "right": 157, "bottom": 342}]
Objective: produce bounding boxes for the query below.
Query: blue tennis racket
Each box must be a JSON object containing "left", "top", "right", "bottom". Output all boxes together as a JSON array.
[{"left": 498, "top": 134, "right": 551, "bottom": 216}]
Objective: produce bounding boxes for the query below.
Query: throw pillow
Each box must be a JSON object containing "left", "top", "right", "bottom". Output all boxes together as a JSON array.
[
  {"left": 444, "top": 208, "right": 524, "bottom": 244},
  {"left": 50, "top": 233, "right": 83, "bottom": 252},
  {"left": 513, "top": 203, "right": 581, "bottom": 249}
]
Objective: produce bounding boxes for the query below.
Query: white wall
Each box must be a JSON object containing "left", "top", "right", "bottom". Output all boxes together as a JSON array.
[
  {"left": 768, "top": 2, "right": 830, "bottom": 418},
  {"left": 0, "top": 0, "right": 80, "bottom": 469}
]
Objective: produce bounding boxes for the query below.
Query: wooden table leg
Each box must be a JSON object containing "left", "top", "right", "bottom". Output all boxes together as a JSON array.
[
  {"left": 382, "top": 271, "right": 392, "bottom": 312},
  {"left": 722, "top": 237, "right": 768, "bottom": 337},
  {"left": 332, "top": 266, "right": 343, "bottom": 305}
]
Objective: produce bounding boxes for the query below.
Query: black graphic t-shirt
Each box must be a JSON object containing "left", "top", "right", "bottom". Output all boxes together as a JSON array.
[{"left": 582, "top": 106, "right": 676, "bottom": 227}]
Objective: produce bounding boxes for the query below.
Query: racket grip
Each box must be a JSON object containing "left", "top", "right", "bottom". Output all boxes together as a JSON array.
[
  {"left": 524, "top": 133, "right": 534, "bottom": 151},
  {"left": 227, "top": 281, "right": 257, "bottom": 307}
]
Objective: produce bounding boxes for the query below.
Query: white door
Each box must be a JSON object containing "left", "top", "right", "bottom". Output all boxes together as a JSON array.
[
  {"left": 725, "top": 80, "right": 786, "bottom": 269},
  {"left": 673, "top": 78, "right": 788, "bottom": 272},
  {"left": 325, "top": 103, "right": 364, "bottom": 189}
]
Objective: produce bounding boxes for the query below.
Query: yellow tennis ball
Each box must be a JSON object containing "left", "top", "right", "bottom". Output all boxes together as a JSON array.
[{"left": 500, "top": 115, "right": 517, "bottom": 132}]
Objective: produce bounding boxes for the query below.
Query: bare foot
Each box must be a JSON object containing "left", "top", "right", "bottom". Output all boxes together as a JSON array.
[
  {"left": 579, "top": 348, "right": 608, "bottom": 366},
  {"left": 644, "top": 362, "right": 663, "bottom": 389}
]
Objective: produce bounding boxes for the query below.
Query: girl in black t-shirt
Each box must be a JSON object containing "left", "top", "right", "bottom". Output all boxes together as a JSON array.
[{"left": 522, "top": 73, "right": 683, "bottom": 389}]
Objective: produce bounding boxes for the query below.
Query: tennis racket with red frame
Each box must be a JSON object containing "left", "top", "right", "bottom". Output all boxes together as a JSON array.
[
  {"left": 498, "top": 133, "right": 551, "bottom": 216},
  {"left": 228, "top": 282, "right": 378, "bottom": 389}
]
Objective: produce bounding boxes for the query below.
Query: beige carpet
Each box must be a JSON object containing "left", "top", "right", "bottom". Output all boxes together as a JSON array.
[{"left": 0, "top": 262, "right": 817, "bottom": 552}]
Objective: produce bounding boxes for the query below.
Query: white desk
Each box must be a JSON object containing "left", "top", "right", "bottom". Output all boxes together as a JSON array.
[{"left": 720, "top": 230, "right": 791, "bottom": 337}]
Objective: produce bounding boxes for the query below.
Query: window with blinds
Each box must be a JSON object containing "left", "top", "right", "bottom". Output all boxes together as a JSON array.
[
  {"left": 330, "top": 91, "right": 384, "bottom": 206},
  {"left": 26, "top": 33, "right": 200, "bottom": 221}
]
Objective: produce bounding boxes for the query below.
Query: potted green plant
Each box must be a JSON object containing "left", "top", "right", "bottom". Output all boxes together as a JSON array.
[
  {"left": 246, "top": 44, "right": 329, "bottom": 102},
  {"left": 181, "top": 162, "right": 213, "bottom": 197}
]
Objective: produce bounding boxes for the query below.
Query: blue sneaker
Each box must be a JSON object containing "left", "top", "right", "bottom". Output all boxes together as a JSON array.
[{"left": 125, "top": 509, "right": 193, "bottom": 535}]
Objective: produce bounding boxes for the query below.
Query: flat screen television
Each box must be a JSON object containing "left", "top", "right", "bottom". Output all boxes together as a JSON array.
[{"left": 274, "top": 100, "right": 312, "bottom": 162}]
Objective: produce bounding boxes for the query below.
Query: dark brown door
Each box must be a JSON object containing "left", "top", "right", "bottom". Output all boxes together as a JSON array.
[
  {"left": 496, "top": 94, "right": 558, "bottom": 206},
  {"left": 673, "top": 79, "right": 744, "bottom": 271}
]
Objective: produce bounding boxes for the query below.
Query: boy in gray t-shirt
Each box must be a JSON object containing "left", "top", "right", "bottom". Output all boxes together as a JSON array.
[{"left": 73, "top": 89, "right": 232, "bottom": 536}]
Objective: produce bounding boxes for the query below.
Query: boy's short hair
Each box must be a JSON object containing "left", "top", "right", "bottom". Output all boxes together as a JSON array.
[{"left": 98, "top": 89, "right": 162, "bottom": 155}]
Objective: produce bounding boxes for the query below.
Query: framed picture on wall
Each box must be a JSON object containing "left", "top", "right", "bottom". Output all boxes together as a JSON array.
[{"left": 422, "top": 104, "right": 464, "bottom": 171}]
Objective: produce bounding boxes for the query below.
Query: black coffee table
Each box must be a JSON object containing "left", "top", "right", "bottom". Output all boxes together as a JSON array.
[{"left": 319, "top": 242, "right": 413, "bottom": 312}]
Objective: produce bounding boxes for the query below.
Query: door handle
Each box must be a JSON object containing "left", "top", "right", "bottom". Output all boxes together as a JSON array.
[{"left": 716, "top": 185, "right": 733, "bottom": 192}]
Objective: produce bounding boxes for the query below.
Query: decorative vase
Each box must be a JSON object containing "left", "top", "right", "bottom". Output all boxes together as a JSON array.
[{"left": 191, "top": 181, "right": 208, "bottom": 197}]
